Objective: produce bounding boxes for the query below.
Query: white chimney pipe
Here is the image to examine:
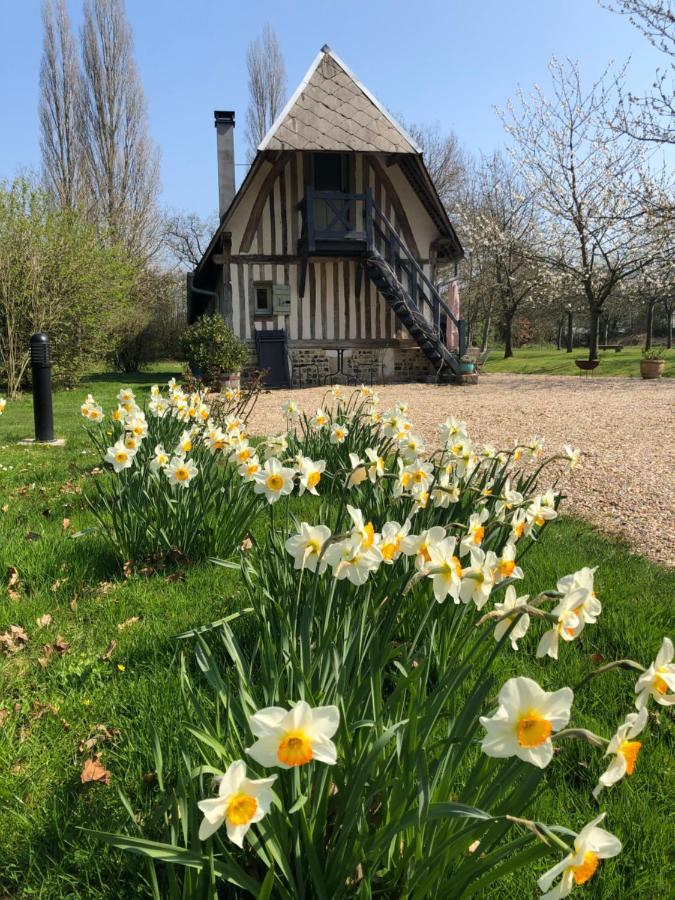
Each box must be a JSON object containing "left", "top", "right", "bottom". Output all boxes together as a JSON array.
[{"left": 214, "top": 110, "right": 235, "bottom": 219}]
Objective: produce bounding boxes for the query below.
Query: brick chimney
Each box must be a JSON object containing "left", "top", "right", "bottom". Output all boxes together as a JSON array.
[{"left": 214, "top": 110, "right": 235, "bottom": 219}]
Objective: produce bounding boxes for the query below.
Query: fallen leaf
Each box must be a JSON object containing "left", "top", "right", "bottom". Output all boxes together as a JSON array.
[
  {"left": 50, "top": 579, "right": 63, "bottom": 592},
  {"left": 36, "top": 613, "right": 52, "bottom": 627},
  {"left": 100, "top": 639, "right": 117, "bottom": 660},
  {"left": 80, "top": 753, "right": 111, "bottom": 785},
  {"left": 90, "top": 466, "right": 103, "bottom": 476},
  {"left": 0, "top": 709, "right": 9, "bottom": 727},
  {"left": 62, "top": 518, "right": 71, "bottom": 530},
  {"left": 69, "top": 597, "right": 78, "bottom": 611},
  {"left": 591, "top": 653, "right": 605, "bottom": 665},
  {"left": 117, "top": 617, "right": 140, "bottom": 632},
  {"left": 37, "top": 644, "right": 53, "bottom": 668},
  {"left": 98, "top": 581, "right": 114, "bottom": 594},
  {"left": 0, "top": 625, "right": 28, "bottom": 654},
  {"left": 165, "top": 572, "right": 185, "bottom": 583},
  {"left": 53, "top": 636, "right": 70, "bottom": 655},
  {"left": 7, "top": 566, "right": 19, "bottom": 588},
  {"left": 142, "top": 771, "right": 157, "bottom": 785},
  {"left": 122, "top": 560, "right": 135, "bottom": 579},
  {"left": 1, "top": 504, "right": 8, "bottom": 513},
  {"left": 77, "top": 724, "right": 120, "bottom": 753},
  {"left": 240, "top": 536, "right": 253, "bottom": 551}
]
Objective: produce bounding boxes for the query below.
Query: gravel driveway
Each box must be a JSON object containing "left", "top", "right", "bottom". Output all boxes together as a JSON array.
[{"left": 245, "top": 374, "right": 675, "bottom": 567}]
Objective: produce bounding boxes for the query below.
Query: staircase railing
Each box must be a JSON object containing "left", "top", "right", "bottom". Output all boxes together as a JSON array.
[{"left": 370, "top": 200, "right": 465, "bottom": 358}]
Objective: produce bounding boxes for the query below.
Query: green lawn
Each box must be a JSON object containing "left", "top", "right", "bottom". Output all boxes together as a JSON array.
[
  {"left": 1, "top": 368, "right": 673, "bottom": 898},
  {"left": 483, "top": 345, "right": 674, "bottom": 378}
]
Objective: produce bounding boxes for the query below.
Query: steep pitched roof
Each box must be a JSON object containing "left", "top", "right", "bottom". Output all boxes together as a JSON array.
[{"left": 259, "top": 46, "right": 420, "bottom": 154}]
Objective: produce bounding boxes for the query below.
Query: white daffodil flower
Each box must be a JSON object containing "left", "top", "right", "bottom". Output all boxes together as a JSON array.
[
  {"left": 346, "top": 505, "right": 377, "bottom": 550},
  {"left": 426, "top": 536, "right": 463, "bottom": 603},
  {"left": 265, "top": 433, "right": 288, "bottom": 459},
  {"left": 493, "top": 586, "right": 531, "bottom": 650},
  {"left": 324, "top": 534, "right": 382, "bottom": 585},
  {"left": 0, "top": 397, "right": 7, "bottom": 415},
  {"left": 149, "top": 444, "right": 169, "bottom": 473},
  {"left": 536, "top": 593, "right": 583, "bottom": 660},
  {"left": 635, "top": 637, "right": 675, "bottom": 709},
  {"left": 459, "top": 508, "right": 489, "bottom": 556},
  {"left": 510, "top": 508, "right": 528, "bottom": 542},
  {"left": 329, "top": 423, "right": 349, "bottom": 445},
  {"left": 563, "top": 444, "right": 581, "bottom": 468},
  {"left": 399, "top": 433, "right": 426, "bottom": 462},
  {"left": 537, "top": 813, "right": 621, "bottom": 899},
  {"left": 557, "top": 567, "right": 602, "bottom": 628},
  {"left": 525, "top": 494, "right": 558, "bottom": 534},
  {"left": 238, "top": 456, "right": 261, "bottom": 482},
  {"left": 246, "top": 700, "right": 340, "bottom": 769},
  {"left": 87, "top": 403, "right": 104, "bottom": 422},
  {"left": 494, "top": 541, "right": 524, "bottom": 583},
  {"left": 310, "top": 408, "right": 329, "bottom": 430},
  {"left": 104, "top": 440, "right": 136, "bottom": 473},
  {"left": 297, "top": 458, "right": 326, "bottom": 496},
  {"left": 253, "top": 458, "right": 295, "bottom": 504},
  {"left": 438, "top": 416, "right": 467, "bottom": 446},
  {"left": 401, "top": 526, "right": 446, "bottom": 571},
  {"left": 197, "top": 760, "right": 277, "bottom": 846},
  {"left": 177, "top": 430, "right": 193, "bottom": 454},
  {"left": 347, "top": 453, "right": 368, "bottom": 488},
  {"left": 378, "top": 520, "right": 410, "bottom": 564},
  {"left": 364, "top": 447, "right": 385, "bottom": 482},
  {"left": 232, "top": 443, "right": 255, "bottom": 466},
  {"left": 282, "top": 399, "right": 300, "bottom": 418},
  {"left": 126, "top": 414, "right": 148, "bottom": 439},
  {"left": 284, "top": 523, "right": 331, "bottom": 573},
  {"left": 592, "top": 707, "right": 648, "bottom": 799},
  {"left": 525, "top": 435, "right": 544, "bottom": 462},
  {"left": 117, "top": 387, "right": 135, "bottom": 405},
  {"left": 480, "top": 676, "right": 573, "bottom": 768},
  {"left": 165, "top": 456, "right": 198, "bottom": 488},
  {"left": 459, "top": 548, "right": 498, "bottom": 610}
]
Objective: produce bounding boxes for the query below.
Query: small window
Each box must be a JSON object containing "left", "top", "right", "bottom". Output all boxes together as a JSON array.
[{"left": 253, "top": 282, "right": 272, "bottom": 315}]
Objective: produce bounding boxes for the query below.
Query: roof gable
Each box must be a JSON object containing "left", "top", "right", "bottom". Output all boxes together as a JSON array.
[{"left": 259, "top": 46, "right": 420, "bottom": 154}]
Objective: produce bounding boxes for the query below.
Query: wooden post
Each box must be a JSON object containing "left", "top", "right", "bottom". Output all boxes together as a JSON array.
[{"left": 306, "top": 186, "right": 316, "bottom": 254}]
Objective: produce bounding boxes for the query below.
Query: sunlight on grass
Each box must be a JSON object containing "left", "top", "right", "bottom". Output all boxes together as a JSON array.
[{"left": 484, "top": 346, "right": 674, "bottom": 378}]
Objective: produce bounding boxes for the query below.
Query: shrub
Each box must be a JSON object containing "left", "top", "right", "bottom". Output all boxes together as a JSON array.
[
  {"left": 90, "top": 387, "right": 667, "bottom": 897},
  {"left": 642, "top": 347, "right": 666, "bottom": 360},
  {"left": 181, "top": 314, "right": 249, "bottom": 385}
]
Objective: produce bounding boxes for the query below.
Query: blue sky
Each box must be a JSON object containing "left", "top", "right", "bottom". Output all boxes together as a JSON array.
[{"left": 0, "top": 0, "right": 669, "bottom": 219}]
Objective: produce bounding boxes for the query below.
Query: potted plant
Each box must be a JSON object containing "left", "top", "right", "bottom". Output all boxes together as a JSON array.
[
  {"left": 181, "top": 315, "right": 249, "bottom": 390},
  {"left": 640, "top": 348, "right": 666, "bottom": 380},
  {"left": 459, "top": 356, "right": 476, "bottom": 375}
]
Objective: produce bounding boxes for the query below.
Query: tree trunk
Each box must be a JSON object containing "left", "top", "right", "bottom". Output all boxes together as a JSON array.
[
  {"left": 481, "top": 311, "right": 492, "bottom": 352},
  {"left": 503, "top": 315, "right": 514, "bottom": 359},
  {"left": 556, "top": 318, "right": 563, "bottom": 350},
  {"left": 566, "top": 310, "right": 573, "bottom": 353},
  {"left": 588, "top": 307, "right": 600, "bottom": 361},
  {"left": 645, "top": 300, "right": 655, "bottom": 351},
  {"left": 666, "top": 301, "right": 673, "bottom": 349}
]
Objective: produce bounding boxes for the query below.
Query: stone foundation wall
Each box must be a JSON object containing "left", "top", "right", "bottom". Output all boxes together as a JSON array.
[{"left": 287, "top": 345, "right": 437, "bottom": 385}]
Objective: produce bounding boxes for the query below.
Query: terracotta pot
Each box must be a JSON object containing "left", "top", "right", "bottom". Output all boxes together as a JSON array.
[{"left": 640, "top": 359, "right": 665, "bottom": 379}]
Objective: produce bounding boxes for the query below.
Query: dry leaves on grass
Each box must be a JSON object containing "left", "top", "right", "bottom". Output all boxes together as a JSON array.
[
  {"left": 78, "top": 724, "right": 120, "bottom": 754},
  {"left": 37, "top": 636, "right": 70, "bottom": 668},
  {"left": 117, "top": 616, "right": 140, "bottom": 631},
  {"left": 99, "top": 639, "right": 116, "bottom": 661},
  {"left": 62, "top": 518, "right": 71, "bottom": 530},
  {"left": 36, "top": 613, "right": 52, "bottom": 627},
  {"left": 0, "top": 625, "right": 28, "bottom": 654},
  {"left": 80, "top": 753, "right": 111, "bottom": 786},
  {"left": 6, "top": 566, "right": 21, "bottom": 601}
]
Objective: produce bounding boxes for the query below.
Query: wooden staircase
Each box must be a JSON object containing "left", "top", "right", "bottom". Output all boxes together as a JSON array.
[{"left": 365, "top": 251, "right": 461, "bottom": 380}]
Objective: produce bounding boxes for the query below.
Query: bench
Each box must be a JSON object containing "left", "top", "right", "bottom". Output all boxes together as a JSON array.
[{"left": 599, "top": 344, "right": 623, "bottom": 352}]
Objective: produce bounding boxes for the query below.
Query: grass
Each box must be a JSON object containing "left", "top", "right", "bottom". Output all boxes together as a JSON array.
[
  {"left": 483, "top": 345, "right": 675, "bottom": 378},
  {"left": 1, "top": 367, "right": 674, "bottom": 898}
]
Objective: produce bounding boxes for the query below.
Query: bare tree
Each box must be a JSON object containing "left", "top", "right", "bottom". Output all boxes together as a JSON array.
[
  {"left": 78, "top": 0, "right": 160, "bottom": 259},
  {"left": 39, "top": 0, "right": 82, "bottom": 208},
  {"left": 405, "top": 121, "right": 467, "bottom": 211},
  {"left": 163, "top": 210, "right": 219, "bottom": 270},
  {"left": 245, "top": 24, "right": 286, "bottom": 162},
  {"left": 502, "top": 59, "right": 657, "bottom": 360},
  {"left": 603, "top": 0, "right": 675, "bottom": 144}
]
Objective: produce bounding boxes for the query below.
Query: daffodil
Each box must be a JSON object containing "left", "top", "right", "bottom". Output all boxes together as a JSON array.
[
  {"left": 346, "top": 505, "right": 377, "bottom": 550},
  {"left": 87, "top": 404, "right": 104, "bottom": 422},
  {"left": 364, "top": 447, "right": 385, "bottom": 482},
  {"left": 438, "top": 416, "right": 467, "bottom": 445},
  {"left": 282, "top": 399, "right": 300, "bottom": 418},
  {"left": 480, "top": 676, "right": 573, "bottom": 768},
  {"left": 297, "top": 457, "right": 326, "bottom": 496},
  {"left": 233, "top": 443, "right": 255, "bottom": 466},
  {"left": 117, "top": 388, "right": 135, "bottom": 405},
  {"left": 177, "top": 430, "right": 193, "bottom": 454},
  {"left": 253, "top": 458, "right": 295, "bottom": 504},
  {"left": 635, "top": 637, "right": 675, "bottom": 709},
  {"left": 401, "top": 526, "right": 446, "bottom": 571},
  {"left": 126, "top": 414, "right": 148, "bottom": 439},
  {"left": 310, "top": 408, "right": 329, "bottom": 430},
  {"left": 494, "top": 480, "right": 524, "bottom": 522},
  {"left": 494, "top": 541, "right": 523, "bottom": 582},
  {"left": 592, "top": 707, "right": 648, "bottom": 799},
  {"left": 378, "top": 520, "right": 410, "bottom": 564},
  {"left": 0, "top": 397, "right": 6, "bottom": 415},
  {"left": 329, "top": 422, "right": 349, "bottom": 444},
  {"left": 265, "top": 432, "right": 288, "bottom": 458},
  {"left": 238, "top": 456, "right": 261, "bottom": 482},
  {"left": 165, "top": 456, "right": 198, "bottom": 488},
  {"left": 563, "top": 444, "right": 581, "bottom": 468},
  {"left": 149, "top": 444, "right": 170, "bottom": 472},
  {"left": 525, "top": 435, "right": 544, "bottom": 461},
  {"left": 104, "top": 440, "right": 136, "bottom": 473},
  {"left": 347, "top": 453, "right": 368, "bottom": 488},
  {"left": 557, "top": 567, "right": 601, "bottom": 629},
  {"left": 150, "top": 384, "right": 160, "bottom": 398},
  {"left": 426, "top": 536, "right": 463, "bottom": 603},
  {"left": 459, "top": 508, "right": 489, "bottom": 556},
  {"left": 324, "top": 534, "right": 382, "bottom": 585},
  {"left": 459, "top": 548, "right": 498, "bottom": 609},
  {"left": 493, "top": 586, "right": 530, "bottom": 650},
  {"left": 536, "top": 594, "right": 582, "bottom": 660},
  {"left": 285, "top": 523, "right": 331, "bottom": 572},
  {"left": 537, "top": 813, "right": 621, "bottom": 899},
  {"left": 431, "top": 472, "right": 460, "bottom": 508},
  {"left": 246, "top": 700, "right": 340, "bottom": 769},
  {"left": 197, "top": 760, "right": 277, "bottom": 846}
]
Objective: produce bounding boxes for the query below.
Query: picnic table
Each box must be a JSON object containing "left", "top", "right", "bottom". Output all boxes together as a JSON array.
[{"left": 599, "top": 344, "right": 623, "bottom": 352}]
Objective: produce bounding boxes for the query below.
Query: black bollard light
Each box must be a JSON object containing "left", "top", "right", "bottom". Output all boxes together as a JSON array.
[{"left": 30, "top": 333, "right": 54, "bottom": 442}]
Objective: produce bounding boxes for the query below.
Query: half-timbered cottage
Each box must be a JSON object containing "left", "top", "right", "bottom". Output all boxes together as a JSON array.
[{"left": 189, "top": 45, "right": 466, "bottom": 386}]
